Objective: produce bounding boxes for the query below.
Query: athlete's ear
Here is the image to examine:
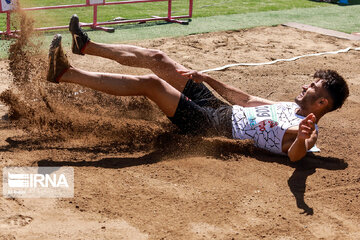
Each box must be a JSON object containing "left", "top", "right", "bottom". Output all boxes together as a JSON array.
[{"left": 318, "top": 97, "right": 329, "bottom": 108}]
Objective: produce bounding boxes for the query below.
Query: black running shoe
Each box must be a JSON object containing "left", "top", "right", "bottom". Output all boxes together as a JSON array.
[
  {"left": 69, "top": 14, "right": 90, "bottom": 55},
  {"left": 47, "top": 34, "right": 71, "bottom": 83}
]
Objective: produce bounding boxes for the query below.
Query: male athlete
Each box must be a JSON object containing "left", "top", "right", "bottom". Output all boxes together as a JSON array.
[{"left": 47, "top": 15, "right": 349, "bottom": 162}]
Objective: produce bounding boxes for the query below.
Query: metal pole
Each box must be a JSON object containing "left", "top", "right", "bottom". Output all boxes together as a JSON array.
[
  {"left": 189, "top": 0, "right": 193, "bottom": 18},
  {"left": 93, "top": 5, "right": 98, "bottom": 27},
  {"left": 167, "top": 0, "right": 172, "bottom": 20},
  {"left": 6, "top": 11, "right": 11, "bottom": 35}
]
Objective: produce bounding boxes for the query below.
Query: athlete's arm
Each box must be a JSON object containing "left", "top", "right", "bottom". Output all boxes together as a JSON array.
[
  {"left": 287, "top": 114, "right": 318, "bottom": 162},
  {"left": 177, "top": 70, "right": 276, "bottom": 107}
]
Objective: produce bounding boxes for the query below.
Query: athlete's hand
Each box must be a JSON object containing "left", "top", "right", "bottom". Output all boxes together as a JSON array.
[
  {"left": 298, "top": 113, "right": 316, "bottom": 140},
  {"left": 177, "top": 70, "right": 208, "bottom": 83}
]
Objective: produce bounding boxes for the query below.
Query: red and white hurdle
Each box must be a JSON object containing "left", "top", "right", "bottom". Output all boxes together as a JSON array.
[{"left": 0, "top": 0, "right": 193, "bottom": 36}]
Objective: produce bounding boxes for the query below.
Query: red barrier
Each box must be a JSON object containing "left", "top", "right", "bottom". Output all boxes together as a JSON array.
[{"left": 0, "top": 0, "right": 193, "bottom": 36}]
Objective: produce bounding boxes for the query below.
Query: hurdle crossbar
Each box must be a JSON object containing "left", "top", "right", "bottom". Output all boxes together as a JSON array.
[{"left": 0, "top": 0, "right": 193, "bottom": 36}]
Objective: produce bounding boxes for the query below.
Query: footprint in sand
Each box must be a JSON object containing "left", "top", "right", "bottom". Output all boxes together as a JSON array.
[
  {"left": 2, "top": 214, "right": 33, "bottom": 227},
  {"left": 0, "top": 234, "right": 16, "bottom": 240}
]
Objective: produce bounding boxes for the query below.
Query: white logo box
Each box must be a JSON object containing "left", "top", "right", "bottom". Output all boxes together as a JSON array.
[
  {"left": 89, "top": 0, "right": 105, "bottom": 5},
  {"left": 3, "top": 167, "right": 74, "bottom": 198},
  {"left": 0, "top": 0, "right": 16, "bottom": 12}
]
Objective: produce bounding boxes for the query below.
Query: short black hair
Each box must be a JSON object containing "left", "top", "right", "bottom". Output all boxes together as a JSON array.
[{"left": 314, "top": 69, "right": 349, "bottom": 112}]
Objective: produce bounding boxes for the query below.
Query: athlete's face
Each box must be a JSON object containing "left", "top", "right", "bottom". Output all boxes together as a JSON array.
[{"left": 295, "top": 78, "right": 327, "bottom": 109}]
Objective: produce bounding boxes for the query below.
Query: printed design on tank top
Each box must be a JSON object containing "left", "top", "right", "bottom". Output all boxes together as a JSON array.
[{"left": 232, "top": 102, "right": 303, "bottom": 153}]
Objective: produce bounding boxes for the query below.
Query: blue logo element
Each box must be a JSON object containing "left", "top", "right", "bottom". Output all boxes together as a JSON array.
[
  {"left": 5, "top": 0, "right": 12, "bottom": 4},
  {"left": 249, "top": 117, "right": 256, "bottom": 128}
]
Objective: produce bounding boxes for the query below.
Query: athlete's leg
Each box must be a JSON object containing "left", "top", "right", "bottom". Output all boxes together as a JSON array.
[
  {"left": 48, "top": 34, "right": 181, "bottom": 117},
  {"left": 60, "top": 67, "right": 181, "bottom": 117},
  {"left": 84, "top": 42, "right": 189, "bottom": 92},
  {"left": 69, "top": 14, "right": 189, "bottom": 92}
]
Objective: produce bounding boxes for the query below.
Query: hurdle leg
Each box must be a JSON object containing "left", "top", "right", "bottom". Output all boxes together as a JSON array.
[
  {"left": 6, "top": 12, "right": 11, "bottom": 36},
  {"left": 90, "top": 5, "right": 115, "bottom": 33}
]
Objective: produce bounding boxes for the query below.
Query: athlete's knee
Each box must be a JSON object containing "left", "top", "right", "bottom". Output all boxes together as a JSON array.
[
  {"left": 140, "top": 74, "right": 170, "bottom": 97},
  {"left": 140, "top": 74, "right": 163, "bottom": 90},
  {"left": 147, "top": 49, "right": 167, "bottom": 63}
]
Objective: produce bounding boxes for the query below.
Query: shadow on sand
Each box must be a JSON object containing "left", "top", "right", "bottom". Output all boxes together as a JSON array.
[
  {"left": 286, "top": 154, "right": 347, "bottom": 215},
  {"left": 1, "top": 133, "right": 347, "bottom": 215}
]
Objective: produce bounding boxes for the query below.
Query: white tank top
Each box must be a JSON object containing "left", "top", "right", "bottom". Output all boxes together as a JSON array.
[{"left": 231, "top": 102, "right": 318, "bottom": 154}]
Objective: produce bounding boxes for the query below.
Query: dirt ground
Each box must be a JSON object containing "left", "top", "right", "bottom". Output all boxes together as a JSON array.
[{"left": 0, "top": 25, "right": 360, "bottom": 239}]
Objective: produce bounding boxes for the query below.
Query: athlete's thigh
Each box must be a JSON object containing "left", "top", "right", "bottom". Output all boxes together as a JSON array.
[{"left": 149, "top": 52, "right": 190, "bottom": 93}]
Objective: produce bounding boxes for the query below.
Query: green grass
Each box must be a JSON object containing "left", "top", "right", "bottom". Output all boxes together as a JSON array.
[
  {"left": 1, "top": 1, "right": 359, "bottom": 59},
  {"left": 83, "top": 4, "right": 360, "bottom": 43},
  {"left": 1, "top": 0, "right": 327, "bottom": 30}
]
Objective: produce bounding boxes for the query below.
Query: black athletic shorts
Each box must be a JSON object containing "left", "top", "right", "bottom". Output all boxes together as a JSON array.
[{"left": 168, "top": 79, "right": 233, "bottom": 137}]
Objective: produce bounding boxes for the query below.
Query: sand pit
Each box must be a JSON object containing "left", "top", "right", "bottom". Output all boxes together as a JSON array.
[{"left": 0, "top": 23, "right": 360, "bottom": 239}]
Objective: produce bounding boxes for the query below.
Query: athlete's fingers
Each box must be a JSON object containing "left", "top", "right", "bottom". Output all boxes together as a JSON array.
[
  {"left": 305, "top": 113, "right": 315, "bottom": 119},
  {"left": 176, "top": 69, "right": 192, "bottom": 75},
  {"left": 305, "top": 113, "right": 316, "bottom": 124},
  {"left": 176, "top": 70, "right": 191, "bottom": 76},
  {"left": 305, "top": 119, "right": 315, "bottom": 131},
  {"left": 300, "top": 118, "right": 309, "bottom": 127},
  {"left": 298, "top": 115, "right": 316, "bottom": 139},
  {"left": 177, "top": 69, "right": 196, "bottom": 74},
  {"left": 300, "top": 126, "right": 312, "bottom": 136},
  {"left": 300, "top": 125, "right": 311, "bottom": 132},
  {"left": 177, "top": 70, "right": 201, "bottom": 81},
  {"left": 301, "top": 131, "right": 312, "bottom": 138},
  {"left": 299, "top": 122, "right": 312, "bottom": 137},
  {"left": 301, "top": 124, "right": 311, "bottom": 131},
  {"left": 305, "top": 119, "right": 314, "bottom": 126},
  {"left": 301, "top": 115, "right": 315, "bottom": 130},
  {"left": 301, "top": 130, "right": 311, "bottom": 136},
  {"left": 307, "top": 120, "right": 315, "bottom": 130},
  {"left": 300, "top": 127, "right": 312, "bottom": 136}
]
